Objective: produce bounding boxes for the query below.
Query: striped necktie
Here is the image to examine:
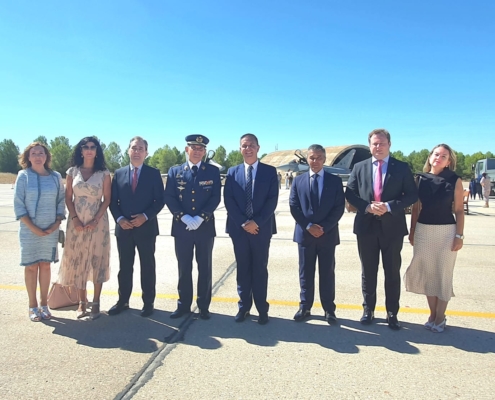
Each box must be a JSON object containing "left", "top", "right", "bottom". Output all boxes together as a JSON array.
[{"left": 246, "top": 165, "right": 253, "bottom": 219}]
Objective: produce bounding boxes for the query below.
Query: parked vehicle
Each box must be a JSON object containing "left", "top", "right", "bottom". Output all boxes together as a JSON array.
[{"left": 473, "top": 158, "right": 495, "bottom": 196}]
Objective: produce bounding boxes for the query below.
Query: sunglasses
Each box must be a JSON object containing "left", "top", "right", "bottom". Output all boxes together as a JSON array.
[{"left": 82, "top": 145, "right": 97, "bottom": 150}]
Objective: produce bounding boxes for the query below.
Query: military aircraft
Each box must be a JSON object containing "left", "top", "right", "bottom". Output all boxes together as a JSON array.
[{"left": 278, "top": 149, "right": 356, "bottom": 180}]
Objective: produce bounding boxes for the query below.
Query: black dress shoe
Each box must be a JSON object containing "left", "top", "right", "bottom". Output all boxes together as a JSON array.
[
  {"left": 235, "top": 310, "right": 250, "bottom": 323},
  {"left": 170, "top": 308, "right": 191, "bottom": 319},
  {"left": 325, "top": 311, "right": 337, "bottom": 324},
  {"left": 360, "top": 310, "right": 374, "bottom": 325},
  {"left": 258, "top": 312, "right": 269, "bottom": 325},
  {"left": 108, "top": 302, "right": 129, "bottom": 316},
  {"left": 293, "top": 307, "right": 311, "bottom": 322},
  {"left": 141, "top": 305, "right": 154, "bottom": 318},
  {"left": 199, "top": 309, "right": 210, "bottom": 320},
  {"left": 387, "top": 312, "right": 401, "bottom": 330}
]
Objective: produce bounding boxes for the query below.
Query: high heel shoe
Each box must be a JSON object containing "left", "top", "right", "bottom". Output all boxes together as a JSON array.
[
  {"left": 29, "top": 307, "right": 41, "bottom": 322},
  {"left": 76, "top": 301, "right": 89, "bottom": 319},
  {"left": 431, "top": 318, "right": 447, "bottom": 333},
  {"left": 90, "top": 302, "right": 101, "bottom": 320},
  {"left": 424, "top": 320, "right": 435, "bottom": 330},
  {"left": 40, "top": 305, "right": 52, "bottom": 320}
]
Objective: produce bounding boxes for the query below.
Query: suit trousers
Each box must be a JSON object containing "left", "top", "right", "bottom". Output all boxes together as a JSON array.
[
  {"left": 357, "top": 219, "right": 404, "bottom": 315},
  {"left": 232, "top": 233, "right": 271, "bottom": 314},
  {"left": 298, "top": 241, "right": 336, "bottom": 312},
  {"left": 116, "top": 230, "right": 157, "bottom": 306},
  {"left": 174, "top": 233, "right": 214, "bottom": 311}
]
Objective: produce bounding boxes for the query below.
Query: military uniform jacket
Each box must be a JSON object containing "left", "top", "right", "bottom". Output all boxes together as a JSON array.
[{"left": 164, "top": 161, "right": 221, "bottom": 238}]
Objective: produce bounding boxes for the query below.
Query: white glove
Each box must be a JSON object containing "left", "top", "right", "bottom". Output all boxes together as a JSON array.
[
  {"left": 181, "top": 215, "right": 194, "bottom": 229},
  {"left": 192, "top": 216, "right": 204, "bottom": 229}
]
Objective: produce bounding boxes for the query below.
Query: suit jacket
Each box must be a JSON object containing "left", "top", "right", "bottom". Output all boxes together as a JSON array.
[
  {"left": 290, "top": 171, "right": 345, "bottom": 246},
  {"left": 109, "top": 164, "right": 165, "bottom": 238},
  {"left": 164, "top": 162, "right": 221, "bottom": 238},
  {"left": 224, "top": 162, "right": 279, "bottom": 240},
  {"left": 345, "top": 157, "right": 418, "bottom": 238}
]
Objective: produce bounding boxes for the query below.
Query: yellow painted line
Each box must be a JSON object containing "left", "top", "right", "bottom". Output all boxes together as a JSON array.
[{"left": 2, "top": 284, "right": 494, "bottom": 319}]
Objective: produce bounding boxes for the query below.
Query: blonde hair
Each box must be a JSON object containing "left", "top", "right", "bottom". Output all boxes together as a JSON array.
[
  {"left": 423, "top": 144, "right": 456, "bottom": 172},
  {"left": 18, "top": 142, "right": 52, "bottom": 170}
]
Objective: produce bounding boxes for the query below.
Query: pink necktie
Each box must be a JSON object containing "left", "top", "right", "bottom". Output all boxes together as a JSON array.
[
  {"left": 373, "top": 160, "right": 383, "bottom": 202},
  {"left": 132, "top": 168, "right": 138, "bottom": 193}
]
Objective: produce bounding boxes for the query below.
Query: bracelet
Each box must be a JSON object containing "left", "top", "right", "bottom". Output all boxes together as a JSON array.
[{"left": 72, "top": 216, "right": 78, "bottom": 220}]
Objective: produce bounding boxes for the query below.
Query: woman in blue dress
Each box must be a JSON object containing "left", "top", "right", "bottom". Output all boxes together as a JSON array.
[{"left": 14, "top": 142, "right": 66, "bottom": 321}]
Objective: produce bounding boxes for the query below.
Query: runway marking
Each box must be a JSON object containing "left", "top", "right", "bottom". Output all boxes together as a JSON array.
[{"left": 1, "top": 284, "right": 494, "bottom": 319}]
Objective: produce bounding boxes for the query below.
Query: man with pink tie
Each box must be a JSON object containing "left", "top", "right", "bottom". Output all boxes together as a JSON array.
[{"left": 345, "top": 129, "right": 417, "bottom": 330}]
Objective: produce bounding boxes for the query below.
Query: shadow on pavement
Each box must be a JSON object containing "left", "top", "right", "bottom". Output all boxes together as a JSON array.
[
  {"left": 178, "top": 313, "right": 495, "bottom": 355},
  {"left": 45, "top": 308, "right": 175, "bottom": 353}
]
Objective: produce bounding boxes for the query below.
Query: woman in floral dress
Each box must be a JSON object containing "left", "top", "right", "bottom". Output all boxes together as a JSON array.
[{"left": 57, "top": 137, "right": 111, "bottom": 319}]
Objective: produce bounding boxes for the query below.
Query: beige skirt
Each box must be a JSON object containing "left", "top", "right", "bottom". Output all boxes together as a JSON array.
[{"left": 404, "top": 223, "right": 457, "bottom": 302}]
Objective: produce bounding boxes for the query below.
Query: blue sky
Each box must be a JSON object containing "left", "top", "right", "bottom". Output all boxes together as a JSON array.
[{"left": 1, "top": 1, "right": 494, "bottom": 158}]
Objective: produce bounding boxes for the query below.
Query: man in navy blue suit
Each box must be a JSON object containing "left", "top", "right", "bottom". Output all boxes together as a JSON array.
[
  {"left": 224, "top": 133, "right": 279, "bottom": 325},
  {"left": 289, "top": 144, "right": 345, "bottom": 324},
  {"left": 164, "top": 135, "right": 221, "bottom": 320},
  {"left": 108, "top": 136, "right": 165, "bottom": 317},
  {"left": 345, "top": 129, "right": 417, "bottom": 330}
]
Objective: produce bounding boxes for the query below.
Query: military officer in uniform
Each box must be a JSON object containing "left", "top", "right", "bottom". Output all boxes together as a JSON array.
[{"left": 164, "top": 135, "right": 221, "bottom": 320}]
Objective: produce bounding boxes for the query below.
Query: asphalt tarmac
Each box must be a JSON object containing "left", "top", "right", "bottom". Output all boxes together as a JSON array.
[{"left": 0, "top": 184, "right": 494, "bottom": 400}]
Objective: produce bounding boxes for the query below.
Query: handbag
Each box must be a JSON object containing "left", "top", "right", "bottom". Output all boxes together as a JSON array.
[
  {"left": 47, "top": 283, "right": 79, "bottom": 309},
  {"left": 58, "top": 230, "right": 65, "bottom": 248}
]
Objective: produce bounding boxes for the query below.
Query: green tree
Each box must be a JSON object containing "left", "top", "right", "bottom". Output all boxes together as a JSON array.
[
  {"left": 0, "top": 139, "right": 20, "bottom": 173},
  {"left": 104, "top": 142, "right": 122, "bottom": 172},
  {"left": 50, "top": 136, "right": 72, "bottom": 176},
  {"left": 148, "top": 146, "right": 177, "bottom": 173},
  {"left": 260, "top": 153, "right": 267, "bottom": 160},
  {"left": 391, "top": 150, "right": 407, "bottom": 162},
  {"left": 225, "top": 150, "right": 243, "bottom": 169},
  {"left": 172, "top": 146, "right": 185, "bottom": 165},
  {"left": 33, "top": 136, "right": 48, "bottom": 146},
  {"left": 454, "top": 151, "right": 466, "bottom": 179},
  {"left": 213, "top": 145, "right": 227, "bottom": 166},
  {"left": 121, "top": 150, "right": 130, "bottom": 166},
  {"left": 407, "top": 149, "right": 429, "bottom": 173}
]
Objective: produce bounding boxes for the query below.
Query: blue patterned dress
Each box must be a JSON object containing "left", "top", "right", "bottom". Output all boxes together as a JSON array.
[{"left": 14, "top": 168, "right": 66, "bottom": 266}]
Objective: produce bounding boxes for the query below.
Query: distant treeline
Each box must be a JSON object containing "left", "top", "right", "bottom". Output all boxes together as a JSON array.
[{"left": 0, "top": 136, "right": 492, "bottom": 180}]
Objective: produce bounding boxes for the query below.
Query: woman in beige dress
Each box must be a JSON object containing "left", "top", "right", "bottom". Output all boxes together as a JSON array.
[
  {"left": 480, "top": 172, "right": 491, "bottom": 208},
  {"left": 58, "top": 137, "right": 111, "bottom": 319},
  {"left": 404, "top": 144, "right": 464, "bottom": 333}
]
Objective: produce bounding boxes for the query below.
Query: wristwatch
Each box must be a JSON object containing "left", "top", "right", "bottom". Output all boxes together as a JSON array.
[{"left": 455, "top": 234, "right": 464, "bottom": 240}]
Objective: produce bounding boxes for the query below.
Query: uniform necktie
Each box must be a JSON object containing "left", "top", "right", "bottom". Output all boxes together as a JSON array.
[
  {"left": 132, "top": 167, "right": 138, "bottom": 193},
  {"left": 246, "top": 165, "right": 253, "bottom": 219},
  {"left": 192, "top": 165, "right": 198, "bottom": 177},
  {"left": 374, "top": 160, "right": 384, "bottom": 202},
  {"left": 311, "top": 174, "right": 319, "bottom": 212}
]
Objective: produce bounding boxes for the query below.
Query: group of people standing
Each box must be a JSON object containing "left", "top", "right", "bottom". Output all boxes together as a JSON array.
[
  {"left": 14, "top": 129, "right": 465, "bottom": 333},
  {"left": 469, "top": 174, "right": 491, "bottom": 208}
]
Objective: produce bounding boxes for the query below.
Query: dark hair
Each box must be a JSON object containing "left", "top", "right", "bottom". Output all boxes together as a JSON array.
[
  {"left": 368, "top": 128, "right": 391, "bottom": 143},
  {"left": 19, "top": 142, "right": 52, "bottom": 170},
  {"left": 240, "top": 133, "right": 259, "bottom": 146},
  {"left": 70, "top": 136, "right": 107, "bottom": 171},
  {"left": 482, "top": 172, "right": 487, "bottom": 178},
  {"left": 129, "top": 136, "right": 148, "bottom": 151},
  {"left": 307, "top": 144, "right": 326, "bottom": 156}
]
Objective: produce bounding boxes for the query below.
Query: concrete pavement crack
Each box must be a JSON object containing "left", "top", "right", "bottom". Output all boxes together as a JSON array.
[{"left": 115, "top": 260, "right": 238, "bottom": 400}]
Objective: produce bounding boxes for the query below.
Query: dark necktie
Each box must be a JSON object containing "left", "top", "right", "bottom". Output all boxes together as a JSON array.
[
  {"left": 311, "top": 174, "right": 319, "bottom": 213},
  {"left": 246, "top": 165, "right": 253, "bottom": 219},
  {"left": 192, "top": 165, "right": 198, "bottom": 177},
  {"left": 132, "top": 168, "right": 138, "bottom": 193}
]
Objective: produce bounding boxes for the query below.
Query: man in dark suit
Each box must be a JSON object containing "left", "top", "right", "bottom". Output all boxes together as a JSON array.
[
  {"left": 224, "top": 133, "right": 279, "bottom": 325},
  {"left": 164, "top": 135, "right": 221, "bottom": 320},
  {"left": 108, "top": 136, "right": 165, "bottom": 317},
  {"left": 289, "top": 144, "right": 345, "bottom": 324},
  {"left": 345, "top": 129, "right": 418, "bottom": 330}
]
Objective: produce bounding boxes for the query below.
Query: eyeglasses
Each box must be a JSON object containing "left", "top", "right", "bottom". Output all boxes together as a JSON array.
[
  {"left": 241, "top": 144, "right": 258, "bottom": 150},
  {"left": 130, "top": 146, "right": 146, "bottom": 153},
  {"left": 189, "top": 145, "right": 205, "bottom": 152},
  {"left": 82, "top": 145, "right": 97, "bottom": 150}
]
